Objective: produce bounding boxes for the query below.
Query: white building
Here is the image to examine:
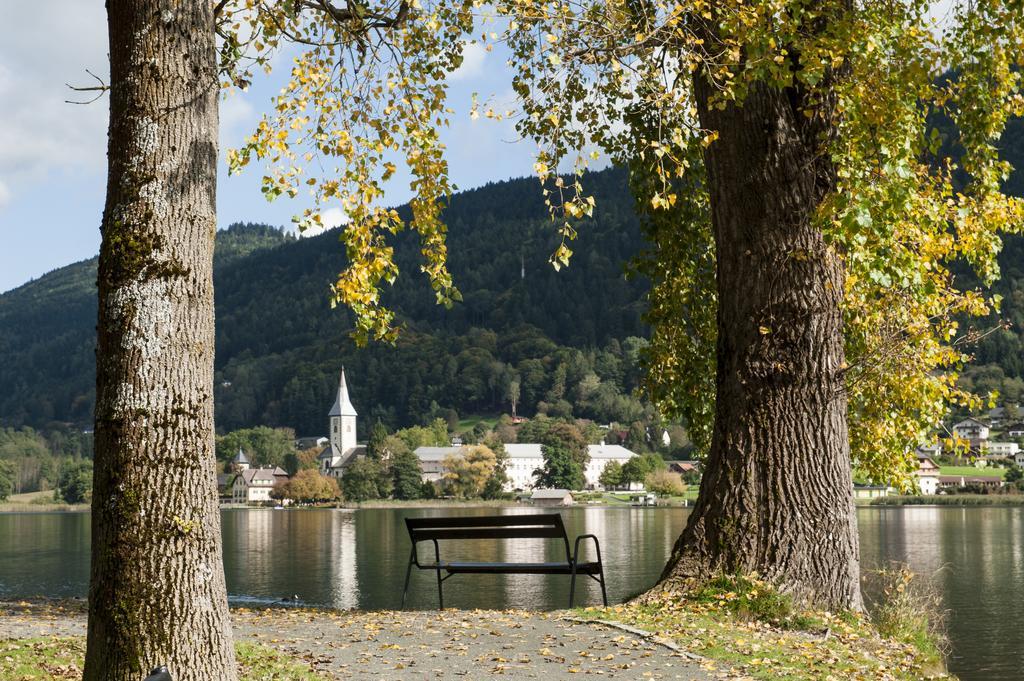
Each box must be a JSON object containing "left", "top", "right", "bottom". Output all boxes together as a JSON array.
[
  {"left": 414, "top": 441, "right": 639, "bottom": 492},
  {"left": 916, "top": 456, "right": 940, "bottom": 496},
  {"left": 952, "top": 418, "right": 989, "bottom": 442},
  {"left": 584, "top": 443, "right": 640, "bottom": 489},
  {"left": 319, "top": 368, "right": 364, "bottom": 478},
  {"left": 414, "top": 446, "right": 458, "bottom": 483},
  {"left": 232, "top": 467, "right": 289, "bottom": 504},
  {"left": 505, "top": 443, "right": 544, "bottom": 490},
  {"left": 984, "top": 441, "right": 1020, "bottom": 458}
]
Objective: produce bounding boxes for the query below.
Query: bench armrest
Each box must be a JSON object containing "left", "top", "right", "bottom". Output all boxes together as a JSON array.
[
  {"left": 572, "top": 534, "right": 603, "bottom": 566},
  {"left": 409, "top": 537, "right": 442, "bottom": 569}
]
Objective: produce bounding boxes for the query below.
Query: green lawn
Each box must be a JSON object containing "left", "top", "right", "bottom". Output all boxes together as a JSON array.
[
  {"left": 603, "top": 490, "right": 699, "bottom": 504},
  {"left": 939, "top": 465, "right": 1005, "bottom": 479},
  {"left": 456, "top": 415, "right": 502, "bottom": 432}
]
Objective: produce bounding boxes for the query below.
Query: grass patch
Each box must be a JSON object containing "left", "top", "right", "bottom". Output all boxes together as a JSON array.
[
  {"left": 0, "top": 490, "right": 87, "bottom": 514},
  {"left": 0, "top": 637, "right": 323, "bottom": 680},
  {"left": 455, "top": 415, "right": 501, "bottom": 432},
  {"left": 686, "top": 574, "right": 818, "bottom": 630},
  {"left": 236, "top": 641, "right": 322, "bottom": 679},
  {"left": 938, "top": 465, "right": 1004, "bottom": 479},
  {"left": 579, "top": 574, "right": 951, "bottom": 680}
]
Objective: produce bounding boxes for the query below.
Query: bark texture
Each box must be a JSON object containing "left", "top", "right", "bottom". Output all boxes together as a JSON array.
[
  {"left": 85, "top": 2, "right": 236, "bottom": 679},
  {"left": 658, "top": 72, "right": 862, "bottom": 610}
]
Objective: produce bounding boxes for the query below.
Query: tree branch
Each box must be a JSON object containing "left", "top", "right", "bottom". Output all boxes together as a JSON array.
[{"left": 65, "top": 69, "right": 109, "bottom": 105}]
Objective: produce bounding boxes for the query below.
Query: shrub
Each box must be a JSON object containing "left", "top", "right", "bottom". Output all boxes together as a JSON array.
[
  {"left": 274, "top": 469, "right": 340, "bottom": 503},
  {"left": 863, "top": 564, "right": 948, "bottom": 663},
  {"left": 56, "top": 460, "right": 93, "bottom": 504},
  {"left": 644, "top": 469, "right": 685, "bottom": 496}
]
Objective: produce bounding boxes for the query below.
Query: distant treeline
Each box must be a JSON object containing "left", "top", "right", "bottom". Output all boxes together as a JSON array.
[{"left": 0, "top": 426, "right": 93, "bottom": 497}]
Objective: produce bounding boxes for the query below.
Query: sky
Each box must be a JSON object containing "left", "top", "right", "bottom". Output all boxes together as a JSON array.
[
  {"left": 0, "top": 2, "right": 539, "bottom": 293},
  {"left": 0, "top": 2, "right": 961, "bottom": 294}
]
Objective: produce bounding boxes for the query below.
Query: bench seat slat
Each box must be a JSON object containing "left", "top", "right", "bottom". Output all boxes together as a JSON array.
[
  {"left": 410, "top": 527, "right": 566, "bottom": 541},
  {"left": 416, "top": 561, "right": 603, "bottom": 575},
  {"left": 405, "top": 514, "right": 564, "bottom": 529}
]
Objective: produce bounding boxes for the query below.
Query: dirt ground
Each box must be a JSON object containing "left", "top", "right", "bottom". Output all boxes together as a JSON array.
[{"left": 0, "top": 599, "right": 724, "bottom": 680}]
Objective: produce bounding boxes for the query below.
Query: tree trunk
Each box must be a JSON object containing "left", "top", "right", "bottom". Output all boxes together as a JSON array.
[
  {"left": 85, "top": 2, "right": 236, "bottom": 679},
  {"left": 657, "top": 74, "right": 862, "bottom": 610}
]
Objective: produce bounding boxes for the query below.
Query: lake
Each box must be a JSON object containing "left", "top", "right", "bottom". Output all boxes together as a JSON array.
[{"left": 1, "top": 506, "right": 1021, "bottom": 680}]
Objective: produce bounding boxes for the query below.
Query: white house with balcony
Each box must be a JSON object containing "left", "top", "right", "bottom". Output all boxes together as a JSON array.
[{"left": 952, "top": 417, "right": 990, "bottom": 443}]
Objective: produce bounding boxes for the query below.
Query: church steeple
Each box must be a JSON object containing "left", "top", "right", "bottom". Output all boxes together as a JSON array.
[
  {"left": 328, "top": 367, "right": 358, "bottom": 454},
  {"left": 329, "top": 367, "right": 357, "bottom": 418}
]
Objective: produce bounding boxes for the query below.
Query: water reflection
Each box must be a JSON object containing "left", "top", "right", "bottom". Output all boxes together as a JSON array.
[
  {"left": 857, "top": 507, "right": 1024, "bottom": 680},
  {"left": 6, "top": 507, "right": 1024, "bottom": 679}
]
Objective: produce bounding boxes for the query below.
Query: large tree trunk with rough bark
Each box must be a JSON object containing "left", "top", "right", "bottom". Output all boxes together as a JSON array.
[
  {"left": 657, "top": 72, "right": 862, "bottom": 611},
  {"left": 85, "top": 2, "right": 236, "bottom": 680}
]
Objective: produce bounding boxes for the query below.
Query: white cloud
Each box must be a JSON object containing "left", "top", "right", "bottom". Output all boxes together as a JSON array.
[
  {"left": 298, "top": 206, "right": 348, "bottom": 238},
  {"left": 0, "top": 2, "right": 109, "bottom": 188},
  {"left": 0, "top": 179, "right": 10, "bottom": 209},
  {"left": 451, "top": 42, "right": 487, "bottom": 82},
  {"left": 219, "top": 93, "right": 257, "bottom": 153}
]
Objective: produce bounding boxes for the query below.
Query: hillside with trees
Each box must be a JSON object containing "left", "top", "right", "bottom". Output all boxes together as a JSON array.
[
  {"left": 4, "top": 117, "right": 1024, "bottom": 441},
  {"left": 0, "top": 169, "right": 651, "bottom": 438}
]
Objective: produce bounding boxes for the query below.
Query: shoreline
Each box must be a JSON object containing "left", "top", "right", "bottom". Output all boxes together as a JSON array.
[
  {"left": 6, "top": 496, "right": 1023, "bottom": 513},
  {"left": 870, "top": 494, "right": 1024, "bottom": 507},
  {"left": 0, "top": 503, "right": 89, "bottom": 514}
]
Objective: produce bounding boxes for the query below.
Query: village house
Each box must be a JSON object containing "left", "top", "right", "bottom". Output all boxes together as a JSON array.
[
  {"left": 232, "top": 466, "right": 289, "bottom": 504},
  {"left": 853, "top": 484, "right": 891, "bottom": 500},
  {"left": 984, "top": 441, "right": 1020, "bottom": 459},
  {"left": 1003, "top": 421, "right": 1024, "bottom": 438},
  {"left": 916, "top": 455, "right": 940, "bottom": 496},
  {"left": 668, "top": 461, "right": 700, "bottom": 476},
  {"left": 531, "top": 488, "right": 574, "bottom": 507},
  {"left": 412, "top": 446, "right": 454, "bottom": 484},
  {"left": 319, "top": 368, "right": 366, "bottom": 478},
  {"left": 952, "top": 417, "right": 990, "bottom": 444},
  {"left": 986, "top": 405, "right": 1018, "bottom": 428}
]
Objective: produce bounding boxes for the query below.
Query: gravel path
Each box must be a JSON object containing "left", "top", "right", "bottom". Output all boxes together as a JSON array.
[{"left": 0, "top": 600, "right": 723, "bottom": 680}]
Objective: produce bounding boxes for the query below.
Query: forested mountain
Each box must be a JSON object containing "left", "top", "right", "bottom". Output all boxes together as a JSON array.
[
  {"left": 5, "top": 114, "right": 1024, "bottom": 439},
  {"left": 0, "top": 168, "right": 650, "bottom": 437}
]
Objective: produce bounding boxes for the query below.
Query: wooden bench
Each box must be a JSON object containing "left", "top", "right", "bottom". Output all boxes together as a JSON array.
[{"left": 400, "top": 513, "right": 608, "bottom": 609}]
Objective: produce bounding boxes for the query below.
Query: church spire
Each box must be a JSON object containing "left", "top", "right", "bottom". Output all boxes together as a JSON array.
[{"left": 328, "top": 366, "right": 358, "bottom": 417}]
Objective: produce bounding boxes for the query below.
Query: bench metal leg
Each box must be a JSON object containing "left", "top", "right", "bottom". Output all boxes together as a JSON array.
[
  {"left": 597, "top": 563, "right": 608, "bottom": 606},
  {"left": 401, "top": 547, "right": 415, "bottom": 609},
  {"left": 432, "top": 539, "right": 444, "bottom": 609},
  {"left": 568, "top": 567, "right": 578, "bottom": 608}
]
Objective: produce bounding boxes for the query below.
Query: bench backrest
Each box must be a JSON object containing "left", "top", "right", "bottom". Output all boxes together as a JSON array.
[{"left": 406, "top": 514, "right": 570, "bottom": 557}]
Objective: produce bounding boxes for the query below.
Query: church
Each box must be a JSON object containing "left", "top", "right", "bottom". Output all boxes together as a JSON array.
[{"left": 318, "top": 368, "right": 365, "bottom": 477}]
